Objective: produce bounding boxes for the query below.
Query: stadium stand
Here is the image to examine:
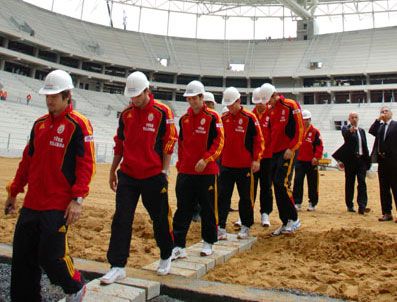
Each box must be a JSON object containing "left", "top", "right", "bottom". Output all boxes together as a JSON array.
[{"left": 1, "top": 0, "right": 397, "bottom": 163}]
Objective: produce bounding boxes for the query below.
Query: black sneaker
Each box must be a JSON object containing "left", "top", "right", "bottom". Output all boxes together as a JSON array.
[{"left": 347, "top": 207, "right": 356, "bottom": 212}]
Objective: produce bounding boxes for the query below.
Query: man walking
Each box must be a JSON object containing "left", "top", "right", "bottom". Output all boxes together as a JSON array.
[
  {"left": 5, "top": 69, "right": 95, "bottom": 302},
  {"left": 218, "top": 87, "right": 264, "bottom": 240},
  {"left": 252, "top": 87, "right": 273, "bottom": 226},
  {"left": 292, "top": 110, "right": 323, "bottom": 211},
  {"left": 101, "top": 71, "right": 177, "bottom": 282},
  {"left": 172, "top": 80, "right": 224, "bottom": 259},
  {"left": 260, "top": 83, "right": 303, "bottom": 236},
  {"left": 333, "top": 112, "right": 371, "bottom": 214}
]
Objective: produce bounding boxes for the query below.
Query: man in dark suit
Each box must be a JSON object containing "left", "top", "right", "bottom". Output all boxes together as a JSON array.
[
  {"left": 369, "top": 106, "right": 397, "bottom": 222},
  {"left": 333, "top": 112, "right": 371, "bottom": 214}
]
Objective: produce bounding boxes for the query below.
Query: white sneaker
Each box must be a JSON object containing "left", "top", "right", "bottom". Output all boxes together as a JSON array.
[
  {"left": 271, "top": 225, "right": 286, "bottom": 236},
  {"left": 261, "top": 213, "right": 271, "bottom": 227},
  {"left": 217, "top": 227, "right": 227, "bottom": 240},
  {"left": 200, "top": 242, "right": 213, "bottom": 256},
  {"left": 237, "top": 225, "right": 250, "bottom": 239},
  {"left": 282, "top": 219, "right": 301, "bottom": 234},
  {"left": 295, "top": 204, "right": 302, "bottom": 211},
  {"left": 171, "top": 246, "right": 187, "bottom": 260},
  {"left": 234, "top": 219, "right": 242, "bottom": 228},
  {"left": 157, "top": 256, "right": 172, "bottom": 275},
  {"left": 66, "top": 284, "right": 86, "bottom": 302},
  {"left": 307, "top": 203, "right": 316, "bottom": 211},
  {"left": 100, "top": 267, "right": 126, "bottom": 285}
]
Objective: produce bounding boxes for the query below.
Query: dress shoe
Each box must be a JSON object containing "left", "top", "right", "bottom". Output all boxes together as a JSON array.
[
  {"left": 378, "top": 214, "right": 393, "bottom": 221},
  {"left": 358, "top": 208, "right": 371, "bottom": 215},
  {"left": 347, "top": 207, "right": 356, "bottom": 212}
]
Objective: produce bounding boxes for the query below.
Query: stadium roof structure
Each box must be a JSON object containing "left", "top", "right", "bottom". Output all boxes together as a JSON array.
[
  {"left": 114, "top": 0, "right": 315, "bottom": 19},
  {"left": 23, "top": 0, "right": 397, "bottom": 39}
]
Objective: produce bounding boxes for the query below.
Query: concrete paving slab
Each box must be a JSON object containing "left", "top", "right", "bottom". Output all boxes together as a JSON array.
[
  {"left": 142, "top": 262, "right": 197, "bottom": 278},
  {"left": 83, "top": 291, "right": 130, "bottom": 302},
  {"left": 212, "top": 244, "right": 238, "bottom": 261},
  {"left": 172, "top": 260, "right": 206, "bottom": 278},
  {"left": 116, "top": 277, "right": 160, "bottom": 300},
  {"left": 187, "top": 247, "right": 228, "bottom": 265},
  {"left": 86, "top": 279, "right": 145, "bottom": 302},
  {"left": 184, "top": 255, "right": 216, "bottom": 271}
]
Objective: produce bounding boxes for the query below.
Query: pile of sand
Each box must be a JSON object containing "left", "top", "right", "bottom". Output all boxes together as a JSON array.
[{"left": 1, "top": 158, "right": 397, "bottom": 301}]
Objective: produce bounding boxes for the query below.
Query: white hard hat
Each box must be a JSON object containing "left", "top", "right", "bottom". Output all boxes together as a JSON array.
[
  {"left": 222, "top": 87, "right": 240, "bottom": 106},
  {"left": 39, "top": 70, "right": 74, "bottom": 95},
  {"left": 184, "top": 80, "right": 205, "bottom": 97},
  {"left": 251, "top": 87, "right": 263, "bottom": 104},
  {"left": 302, "top": 109, "right": 312, "bottom": 119},
  {"left": 203, "top": 92, "right": 216, "bottom": 104},
  {"left": 260, "top": 83, "right": 276, "bottom": 102},
  {"left": 124, "top": 71, "right": 150, "bottom": 97}
]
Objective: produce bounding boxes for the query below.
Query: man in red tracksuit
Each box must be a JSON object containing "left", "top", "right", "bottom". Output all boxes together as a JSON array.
[
  {"left": 260, "top": 83, "right": 304, "bottom": 236},
  {"left": 218, "top": 87, "right": 264, "bottom": 240},
  {"left": 252, "top": 87, "right": 274, "bottom": 227},
  {"left": 4, "top": 70, "right": 95, "bottom": 302},
  {"left": 293, "top": 109, "right": 323, "bottom": 212},
  {"left": 171, "top": 80, "right": 224, "bottom": 259},
  {"left": 101, "top": 71, "right": 178, "bottom": 281}
]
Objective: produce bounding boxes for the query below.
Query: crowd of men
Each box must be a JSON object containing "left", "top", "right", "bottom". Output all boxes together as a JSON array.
[{"left": 4, "top": 69, "right": 397, "bottom": 301}]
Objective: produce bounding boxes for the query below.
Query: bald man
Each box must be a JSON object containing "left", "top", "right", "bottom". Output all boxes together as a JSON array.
[
  {"left": 333, "top": 112, "right": 371, "bottom": 214},
  {"left": 369, "top": 106, "right": 397, "bottom": 222}
]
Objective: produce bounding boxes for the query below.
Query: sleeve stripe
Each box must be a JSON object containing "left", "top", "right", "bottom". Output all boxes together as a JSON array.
[{"left": 67, "top": 113, "right": 96, "bottom": 185}]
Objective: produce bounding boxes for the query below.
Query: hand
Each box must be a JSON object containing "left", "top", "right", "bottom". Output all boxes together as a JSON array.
[
  {"left": 64, "top": 200, "right": 83, "bottom": 225},
  {"left": 195, "top": 159, "right": 207, "bottom": 173},
  {"left": 337, "top": 161, "right": 345, "bottom": 171},
  {"left": 349, "top": 126, "right": 357, "bottom": 133},
  {"left": 251, "top": 160, "right": 260, "bottom": 173},
  {"left": 379, "top": 113, "right": 385, "bottom": 122},
  {"left": 283, "top": 149, "right": 293, "bottom": 160},
  {"left": 4, "top": 196, "right": 16, "bottom": 215},
  {"left": 311, "top": 158, "right": 319, "bottom": 166},
  {"left": 109, "top": 171, "right": 118, "bottom": 192}
]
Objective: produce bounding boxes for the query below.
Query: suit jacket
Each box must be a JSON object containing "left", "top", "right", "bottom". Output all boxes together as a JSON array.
[
  {"left": 333, "top": 124, "right": 371, "bottom": 169},
  {"left": 369, "top": 119, "right": 397, "bottom": 163}
]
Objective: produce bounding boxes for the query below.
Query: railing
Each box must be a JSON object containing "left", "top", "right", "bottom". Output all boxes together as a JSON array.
[
  {"left": 0, "top": 134, "right": 179, "bottom": 165},
  {"left": 0, "top": 133, "right": 115, "bottom": 163}
]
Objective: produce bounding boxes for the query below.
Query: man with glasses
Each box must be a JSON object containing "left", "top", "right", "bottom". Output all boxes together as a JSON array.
[{"left": 369, "top": 106, "right": 397, "bottom": 222}]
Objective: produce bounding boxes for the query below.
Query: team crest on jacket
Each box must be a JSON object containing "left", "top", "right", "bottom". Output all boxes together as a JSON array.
[
  {"left": 57, "top": 124, "right": 65, "bottom": 134},
  {"left": 238, "top": 118, "right": 243, "bottom": 125},
  {"left": 148, "top": 113, "right": 154, "bottom": 122},
  {"left": 200, "top": 118, "right": 206, "bottom": 125}
]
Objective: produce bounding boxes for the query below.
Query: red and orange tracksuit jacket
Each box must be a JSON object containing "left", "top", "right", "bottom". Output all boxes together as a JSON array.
[
  {"left": 253, "top": 105, "right": 272, "bottom": 159},
  {"left": 297, "top": 124, "right": 323, "bottom": 162},
  {"left": 269, "top": 96, "right": 304, "bottom": 154},
  {"left": 114, "top": 94, "right": 177, "bottom": 179},
  {"left": 221, "top": 107, "right": 264, "bottom": 168},
  {"left": 177, "top": 105, "right": 224, "bottom": 175},
  {"left": 7, "top": 105, "right": 95, "bottom": 211}
]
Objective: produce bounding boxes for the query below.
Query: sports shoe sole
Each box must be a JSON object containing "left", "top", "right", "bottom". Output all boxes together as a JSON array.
[
  {"left": 200, "top": 251, "right": 213, "bottom": 257},
  {"left": 100, "top": 274, "right": 126, "bottom": 285}
]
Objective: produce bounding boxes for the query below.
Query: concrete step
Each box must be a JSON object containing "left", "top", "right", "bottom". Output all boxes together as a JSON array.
[
  {"left": 142, "top": 235, "right": 257, "bottom": 278},
  {"left": 58, "top": 277, "right": 160, "bottom": 302}
]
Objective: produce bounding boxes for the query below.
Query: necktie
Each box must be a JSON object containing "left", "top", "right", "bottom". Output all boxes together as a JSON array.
[{"left": 379, "top": 123, "right": 386, "bottom": 154}]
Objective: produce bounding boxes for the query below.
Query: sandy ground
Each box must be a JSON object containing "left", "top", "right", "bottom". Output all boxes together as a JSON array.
[{"left": 1, "top": 157, "right": 397, "bottom": 302}]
